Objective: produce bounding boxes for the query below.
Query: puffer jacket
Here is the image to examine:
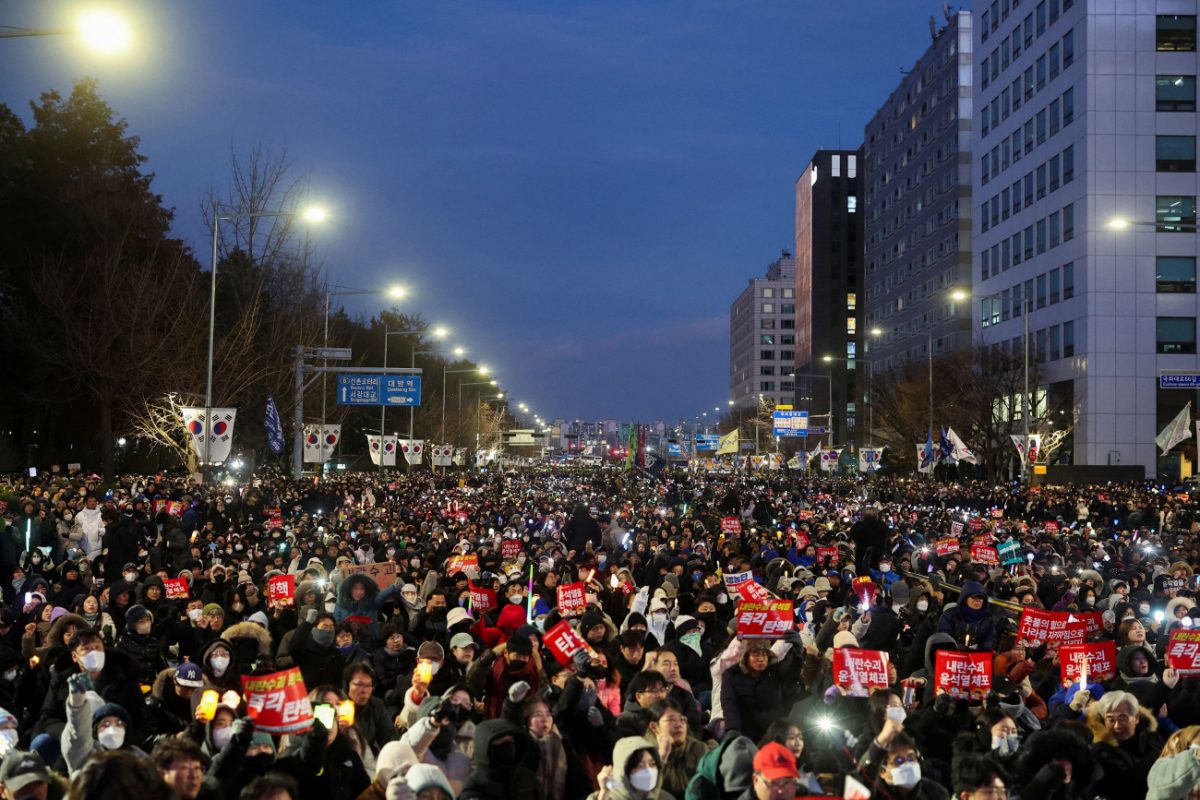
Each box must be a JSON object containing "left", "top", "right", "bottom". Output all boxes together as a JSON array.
[
  {"left": 458, "top": 719, "right": 544, "bottom": 800},
  {"left": 1086, "top": 702, "right": 1164, "bottom": 800},
  {"left": 719, "top": 647, "right": 790, "bottom": 743}
]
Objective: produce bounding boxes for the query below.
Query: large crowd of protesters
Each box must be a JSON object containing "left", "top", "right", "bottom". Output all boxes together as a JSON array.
[{"left": 0, "top": 464, "right": 1198, "bottom": 800}]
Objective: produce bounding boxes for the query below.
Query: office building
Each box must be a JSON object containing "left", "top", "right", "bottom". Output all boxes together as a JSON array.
[
  {"left": 729, "top": 251, "right": 798, "bottom": 410},
  {"left": 864, "top": 11, "right": 975, "bottom": 377},
  {"left": 795, "top": 149, "right": 864, "bottom": 445},
  {"left": 971, "top": 0, "right": 1200, "bottom": 476}
]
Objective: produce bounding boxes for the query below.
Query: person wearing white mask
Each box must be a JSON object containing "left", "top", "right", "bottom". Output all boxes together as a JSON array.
[
  {"left": 592, "top": 737, "right": 668, "bottom": 800},
  {"left": 0, "top": 708, "right": 18, "bottom": 755},
  {"left": 62, "top": 700, "right": 145, "bottom": 776},
  {"left": 863, "top": 731, "right": 943, "bottom": 799}
]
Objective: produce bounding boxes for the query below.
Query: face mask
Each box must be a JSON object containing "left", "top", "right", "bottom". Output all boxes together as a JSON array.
[
  {"left": 993, "top": 733, "right": 1020, "bottom": 757},
  {"left": 716, "top": 593, "right": 728, "bottom": 605},
  {"left": 651, "top": 612, "right": 668, "bottom": 623},
  {"left": 0, "top": 729, "right": 16, "bottom": 750},
  {"left": 210, "top": 655, "right": 231, "bottom": 676},
  {"left": 80, "top": 651, "right": 105, "bottom": 673},
  {"left": 411, "top": 559, "right": 421, "bottom": 568},
  {"left": 9, "top": 580, "right": 21, "bottom": 591},
  {"left": 885, "top": 706, "right": 907, "bottom": 723},
  {"left": 123, "top": 572, "right": 137, "bottom": 583},
  {"left": 1, "top": 669, "right": 16, "bottom": 683},
  {"left": 880, "top": 564, "right": 891, "bottom": 573},
  {"left": 212, "top": 726, "right": 233, "bottom": 749},
  {"left": 629, "top": 768, "right": 658, "bottom": 792},
  {"left": 97, "top": 726, "right": 125, "bottom": 750},
  {"left": 1139, "top": 604, "right": 1151, "bottom": 615},
  {"left": 312, "top": 628, "right": 335, "bottom": 647},
  {"left": 386, "top": 549, "right": 396, "bottom": 558},
  {"left": 916, "top": 600, "right": 929, "bottom": 612},
  {"left": 680, "top": 631, "right": 702, "bottom": 656},
  {"left": 491, "top": 740, "right": 516, "bottom": 764},
  {"left": 890, "top": 761, "right": 921, "bottom": 789},
  {"left": 188, "top": 608, "right": 203, "bottom": 621}
]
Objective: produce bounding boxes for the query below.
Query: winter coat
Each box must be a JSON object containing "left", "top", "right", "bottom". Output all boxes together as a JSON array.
[
  {"left": 563, "top": 505, "right": 602, "bottom": 554},
  {"left": 684, "top": 734, "right": 756, "bottom": 800},
  {"left": 1086, "top": 702, "right": 1164, "bottom": 800},
  {"left": 1147, "top": 748, "right": 1200, "bottom": 800},
  {"left": 36, "top": 646, "right": 146, "bottom": 743},
  {"left": 585, "top": 735, "right": 675, "bottom": 800},
  {"left": 1012, "top": 726, "right": 1102, "bottom": 800},
  {"left": 458, "top": 718, "right": 545, "bottom": 800},
  {"left": 115, "top": 629, "right": 166, "bottom": 686},
  {"left": 288, "top": 617, "right": 346, "bottom": 689},
  {"left": 281, "top": 729, "right": 369, "bottom": 800},
  {"left": 719, "top": 648, "right": 790, "bottom": 743},
  {"left": 935, "top": 581, "right": 998, "bottom": 651},
  {"left": 103, "top": 516, "right": 139, "bottom": 578},
  {"left": 335, "top": 574, "right": 399, "bottom": 642}
]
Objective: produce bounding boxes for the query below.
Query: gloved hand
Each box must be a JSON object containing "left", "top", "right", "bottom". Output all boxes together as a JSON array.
[
  {"left": 782, "top": 630, "right": 804, "bottom": 645},
  {"left": 586, "top": 706, "right": 604, "bottom": 727},
  {"left": 507, "top": 680, "right": 531, "bottom": 703},
  {"left": 571, "top": 649, "right": 590, "bottom": 671},
  {"left": 231, "top": 717, "right": 255, "bottom": 748},
  {"left": 933, "top": 692, "right": 956, "bottom": 715},
  {"left": 385, "top": 775, "right": 416, "bottom": 800},
  {"left": 66, "top": 672, "right": 92, "bottom": 706},
  {"left": 1068, "top": 689, "right": 1091, "bottom": 712},
  {"left": 305, "top": 608, "right": 318, "bottom": 624}
]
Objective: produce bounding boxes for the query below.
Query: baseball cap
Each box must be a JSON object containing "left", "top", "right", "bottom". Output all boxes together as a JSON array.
[
  {"left": 449, "top": 632, "right": 477, "bottom": 651},
  {"left": 0, "top": 750, "right": 50, "bottom": 791},
  {"left": 174, "top": 662, "right": 203, "bottom": 688},
  {"left": 753, "top": 741, "right": 799, "bottom": 782}
]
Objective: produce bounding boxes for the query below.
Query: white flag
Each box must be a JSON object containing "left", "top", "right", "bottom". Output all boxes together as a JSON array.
[
  {"left": 820, "top": 448, "right": 841, "bottom": 472},
  {"left": 431, "top": 445, "right": 454, "bottom": 467},
  {"left": 916, "top": 444, "right": 937, "bottom": 474},
  {"left": 303, "top": 425, "right": 340, "bottom": 464},
  {"left": 808, "top": 443, "right": 822, "bottom": 467},
  {"left": 858, "top": 447, "right": 883, "bottom": 473},
  {"left": 400, "top": 439, "right": 424, "bottom": 465},
  {"left": 180, "top": 407, "right": 237, "bottom": 464},
  {"left": 453, "top": 447, "right": 467, "bottom": 466},
  {"left": 786, "top": 455, "right": 802, "bottom": 470},
  {"left": 946, "top": 427, "right": 978, "bottom": 465},
  {"left": 366, "top": 435, "right": 398, "bottom": 466},
  {"left": 1157, "top": 403, "right": 1193, "bottom": 455}
]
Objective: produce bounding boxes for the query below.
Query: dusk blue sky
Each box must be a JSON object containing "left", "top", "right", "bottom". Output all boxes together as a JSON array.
[{"left": 3, "top": 1, "right": 945, "bottom": 424}]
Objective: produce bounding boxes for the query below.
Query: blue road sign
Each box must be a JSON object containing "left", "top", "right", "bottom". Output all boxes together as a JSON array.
[
  {"left": 1161, "top": 373, "right": 1200, "bottom": 389},
  {"left": 695, "top": 434, "right": 719, "bottom": 452},
  {"left": 336, "top": 374, "right": 423, "bottom": 406},
  {"left": 773, "top": 410, "right": 809, "bottom": 437}
]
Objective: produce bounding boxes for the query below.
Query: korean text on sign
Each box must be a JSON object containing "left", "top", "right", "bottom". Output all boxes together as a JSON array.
[
  {"left": 241, "top": 668, "right": 313, "bottom": 733},
  {"left": 735, "top": 600, "right": 794, "bottom": 639},
  {"left": 267, "top": 574, "right": 295, "bottom": 605},
  {"left": 1059, "top": 641, "right": 1116, "bottom": 687},
  {"left": 557, "top": 582, "right": 586, "bottom": 617},
  {"left": 543, "top": 620, "right": 588, "bottom": 666},
  {"left": 833, "top": 648, "right": 890, "bottom": 698},
  {"left": 341, "top": 561, "right": 399, "bottom": 590},
  {"left": 934, "top": 651, "right": 993, "bottom": 697},
  {"left": 1016, "top": 608, "right": 1089, "bottom": 644},
  {"left": 1166, "top": 629, "right": 1200, "bottom": 675}
]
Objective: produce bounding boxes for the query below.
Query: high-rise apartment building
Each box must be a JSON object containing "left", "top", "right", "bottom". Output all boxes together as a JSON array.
[
  {"left": 864, "top": 11, "right": 975, "bottom": 376},
  {"left": 729, "top": 251, "right": 798, "bottom": 410},
  {"left": 972, "top": 0, "right": 1200, "bottom": 476},
  {"left": 795, "top": 150, "right": 864, "bottom": 445}
]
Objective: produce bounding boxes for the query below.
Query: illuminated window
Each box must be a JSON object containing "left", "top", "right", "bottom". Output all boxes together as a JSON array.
[
  {"left": 847, "top": 318, "right": 857, "bottom": 335},
  {"left": 847, "top": 293, "right": 857, "bottom": 310},
  {"left": 848, "top": 195, "right": 858, "bottom": 213}
]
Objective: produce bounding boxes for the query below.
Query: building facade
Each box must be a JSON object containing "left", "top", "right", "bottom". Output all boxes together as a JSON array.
[
  {"left": 971, "top": 0, "right": 1200, "bottom": 476},
  {"left": 795, "top": 150, "right": 864, "bottom": 445},
  {"left": 864, "top": 11, "right": 976, "bottom": 380},
  {"left": 729, "top": 251, "right": 798, "bottom": 410}
]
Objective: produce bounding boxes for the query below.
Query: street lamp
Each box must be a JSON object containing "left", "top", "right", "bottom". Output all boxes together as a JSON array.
[
  {"left": 457, "top": 379, "right": 499, "bottom": 445},
  {"left": 206, "top": 203, "right": 326, "bottom": 482},
  {"left": 445, "top": 367, "right": 489, "bottom": 442},
  {"left": 404, "top": 325, "right": 450, "bottom": 450}
]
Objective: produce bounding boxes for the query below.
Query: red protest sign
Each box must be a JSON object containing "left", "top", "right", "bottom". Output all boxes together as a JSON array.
[
  {"left": 268, "top": 574, "right": 295, "bottom": 606},
  {"left": 543, "top": 619, "right": 588, "bottom": 666},
  {"left": 721, "top": 517, "right": 742, "bottom": 534},
  {"left": 990, "top": 508, "right": 1004, "bottom": 519},
  {"left": 797, "top": 509, "right": 813, "bottom": 521},
  {"left": 1042, "top": 521, "right": 1059, "bottom": 533},
  {"left": 950, "top": 521, "right": 964, "bottom": 537},
  {"left": 341, "top": 561, "right": 400, "bottom": 590},
  {"left": 455, "top": 510, "right": 468, "bottom": 523},
  {"left": 816, "top": 546, "right": 839, "bottom": 562},
  {"left": 501, "top": 539, "right": 521, "bottom": 559},
  {"left": 833, "top": 648, "right": 890, "bottom": 697},
  {"left": 793, "top": 530, "right": 810, "bottom": 549},
  {"left": 1060, "top": 641, "right": 1116, "bottom": 687},
  {"left": 970, "top": 544, "right": 999, "bottom": 566},
  {"left": 556, "top": 582, "right": 587, "bottom": 617},
  {"left": 934, "top": 650, "right": 993, "bottom": 698},
  {"left": 967, "top": 517, "right": 984, "bottom": 532},
  {"left": 467, "top": 582, "right": 496, "bottom": 613},
  {"left": 852, "top": 577, "right": 878, "bottom": 609},
  {"left": 1166, "top": 629, "right": 1200, "bottom": 675},
  {"left": 242, "top": 668, "right": 313, "bottom": 733},
  {"left": 162, "top": 578, "right": 189, "bottom": 600},
  {"left": 737, "top": 580, "right": 775, "bottom": 602},
  {"left": 935, "top": 538, "right": 960, "bottom": 557},
  {"left": 1017, "top": 608, "right": 1088, "bottom": 644},
  {"left": 736, "top": 599, "right": 794, "bottom": 639}
]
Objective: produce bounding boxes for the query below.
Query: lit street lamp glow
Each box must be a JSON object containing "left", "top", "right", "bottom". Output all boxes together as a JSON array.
[
  {"left": 453, "top": 346, "right": 466, "bottom": 357},
  {"left": 386, "top": 285, "right": 407, "bottom": 300},
  {"left": 431, "top": 326, "right": 449, "bottom": 339},
  {"left": 1107, "top": 216, "right": 1130, "bottom": 231},
  {"left": 78, "top": 9, "right": 131, "bottom": 55},
  {"left": 301, "top": 205, "right": 329, "bottom": 224}
]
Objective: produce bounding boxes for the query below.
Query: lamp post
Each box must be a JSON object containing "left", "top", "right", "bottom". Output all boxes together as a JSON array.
[
  {"left": 458, "top": 379, "right": 498, "bottom": 445},
  {"left": 407, "top": 326, "right": 449, "bottom": 449},
  {"left": 207, "top": 203, "right": 326, "bottom": 483},
  {"left": 443, "top": 359, "right": 485, "bottom": 442},
  {"left": 868, "top": 327, "right": 884, "bottom": 449},
  {"left": 1, "top": 9, "right": 133, "bottom": 54}
]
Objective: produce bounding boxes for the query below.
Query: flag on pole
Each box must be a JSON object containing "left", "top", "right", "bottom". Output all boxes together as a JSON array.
[
  {"left": 946, "top": 427, "right": 978, "bottom": 464},
  {"left": 1011, "top": 433, "right": 1042, "bottom": 463},
  {"left": 431, "top": 445, "right": 453, "bottom": 466},
  {"left": 716, "top": 429, "right": 739, "bottom": 455},
  {"left": 181, "top": 408, "right": 238, "bottom": 464},
  {"left": 1158, "top": 403, "right": 1193, "bottom": 455},
  {"left": 786, "top": 454, "right": 802, "bottom": 470},
  {"left": 808, "top": 443, "right": 822, "bottom": 468},
  {"left": 366, "top": 435, "right": 398, "bottom": 466},
  {"left": 939, "top": 427, "right": 954, "bottom": 462},
  {"left": 858, "top": 447, "right": 883, "bottom": 473},
  {"left": 819, "top": 448, "right": 841, "bottom": 472},
  {"left": 264, "top": 394, "right": 285, "bottom": 456},
  {"left": 400, "top": 440, "right": 425, "bottom": 465},
  {"left": 625, "top": 425, "right": 637, "bottom": 470},
  {"left": 303, "top": 425, "right": 339, "bottom": 464},
  {"left": 919, "top": 429, "right": 937, "bottom": 472}
]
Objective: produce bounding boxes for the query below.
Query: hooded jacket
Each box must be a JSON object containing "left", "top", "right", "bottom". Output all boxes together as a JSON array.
[
  {"left": 586, "top": 736, "right": 674, "bottom": 800},
  {"left": 334, "top": 573, "right": 399, "bottom": 641},
  {"left": 1147, "top": 748, "right": 1200, "bottom": 800},
  {"left": 684, "top": 734, "right": 756, "bottom": 800},
  {"left": 935, "top": 581, "right": 998, "bottom": 651},
  {"left": 719, "top": 645, "right": 790, "bottom": 743},
  {"left": 458, "top": 718, "right": 544, "bottom": 800},
  {"left": 1085, "top": 701, "right": 1164, "bottom": 800}
]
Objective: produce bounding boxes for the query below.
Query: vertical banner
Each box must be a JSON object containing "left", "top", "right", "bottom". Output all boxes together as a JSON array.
[
  {"left": 833, "top": 648, "right": 890, "bottom": 697},
  {"left": 181, "top": 407, "right": 238, "bottom": 464},
  {"left": 265, "top": 394, "right": 286, "bottom": 456},
  {"left": 303, "top": 425, "right": 339, "bottom": 464},
  {"left": 934, "top": 650, "right": 993, "bottom": 697},
  {"left": 366, "top": 435, "right": 398, "bottom": 466},
  {"left": 636, "top": 425, "right": 646, "bottom": 469},
  {"left": 431, "top": 445, "right": 454, "bottom": 466},
  {"left": 401, "top": 440, "right": 425, "bottom": 465}
]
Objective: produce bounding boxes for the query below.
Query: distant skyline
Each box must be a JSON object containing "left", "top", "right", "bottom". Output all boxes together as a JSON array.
[{"left": 1, "top": 1, "right": 950, "bottom": 423}]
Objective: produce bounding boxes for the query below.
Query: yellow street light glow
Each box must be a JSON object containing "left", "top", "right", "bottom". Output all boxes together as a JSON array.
[
  {"left": 489, "top": 380, "right": 497, "bottom": 386},
  {"left": 78, "top": 9, "right": 132, "bottom": 55},
  {"left": 478, "top": 365, "right": 490, "bottom": 375},
  {"left": 1107, "top": 216, "right": 1130, "bottom": 230},
  {"left": 301, "top": 206, "right": 329, "bottom": 224},
  {"left": 453, "top": 346, "right": 466, "bottom": 357},
  {"left": 949, "top": 289, "right": 968, "bottom": 301},
  {"left": 386, "top": 285, "right": 407, "bottom": 300},
  {"left": 432, "top": 326, "right": 449, "bottom": 339},
  {"left": 822, "top": 355, "right": 834, "bottom": 363}
]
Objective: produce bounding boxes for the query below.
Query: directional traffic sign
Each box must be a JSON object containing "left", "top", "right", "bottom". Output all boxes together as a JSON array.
[
  {"left": 336, "top": 374, "right": 423, "bottom": 406},
  {"left": 773, "top": 410, "right": 809, "bottom": 437},
  {"left": 1161, "top": 373, "right": 1200, "bottom": 389}
]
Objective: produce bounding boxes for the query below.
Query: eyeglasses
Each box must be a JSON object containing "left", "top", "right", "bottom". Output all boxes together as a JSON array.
[
  {"left": 971, "top": 786, "right": 1008, "bottom": 798},
  {"left": 1105, "top": 713, "right": 1135, "bottom": 724},
  {"left": 758, "top": 776, "right": 800, "bottom": 792},
  {"left": 349, "top": 681, "right": 374, "bottom": 690},
  {"left": 640, "top": 686, "right": 668, "bottom": 695},
  {"left": 891, "top": 754, "right": 919, "bottom": 766}
]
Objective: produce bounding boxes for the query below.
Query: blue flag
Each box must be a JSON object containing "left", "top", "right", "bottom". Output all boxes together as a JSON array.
[
  {"left": 921, "top": 429, "right": 937, "bottom": 469},
  {"left": 939, "top": 427, "right": 954, "bottom": 462},
  {"left": 265, "top": 393, "right": 285, "bottom": 455}
]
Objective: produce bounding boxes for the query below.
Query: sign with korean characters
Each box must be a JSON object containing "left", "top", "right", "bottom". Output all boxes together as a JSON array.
[
  {"left": 446, "top": 554, "right": 480, "bottom": 577},
  {"left": 501, "top": 539, "right": 522, "bottom": 559},
  {"left": 935, "top": 538, "right": 960, "bottom": 557},
  {"left": 998, "top": 540, "right": 1023, "bottom": 565},
  {"left": 1059, "top": 641, "right": 1116, "bottom": 687},
  {"left": 242, "top": 668, "right": 313, "bottom": 734},
  {"left": 341, "top": 561, "right": 399, "bottom": 590},
  {"left": 1166, "top": 629, "right": 1200, "bottom": 675},
  {"left": 816, "top": 546, "right": 839, "bottom": 562},
  {"left": 556, "top": 582, "right": 587, "bottom": 617},
  {"left": 792, "top": 530, "right": 810, "bottom": 549},
  {"left": 1017, "top": 609, "right": 1099, "bottom": 644},
  {"left": 543, "top": 619, "right": 588, "bottom": 666},
  {"left": 467, "top": 581, "right": 496, "bottom": 613},
  {"left": 735, "top": 599, "right": 795, "bottom": 639},
  {"left": 970, "top": 544, "right": 999, "bottom": 566},
  {"left": 163, "top": 578, "right": 189, "bottom": 600},
  {"left": 833, "top": 648, "right": 890, "bottom": 697},
  {"left": 721, "top": 517, "right": 742, "bottom": 534},
  {"left": 267, "top": 574, "right": 295, "bottom": 605},
  {"left": 934, "top": 651, "right": 993, "bottom": 698}
]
